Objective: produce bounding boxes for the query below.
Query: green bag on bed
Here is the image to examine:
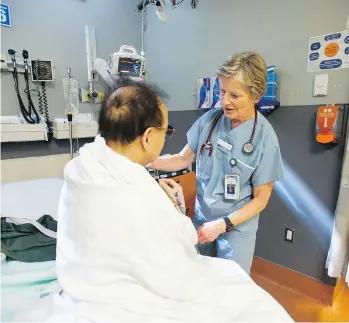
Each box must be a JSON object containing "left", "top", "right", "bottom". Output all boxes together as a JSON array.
[{"left": 1, "top": 215, "right": 57, "bottom": 262}]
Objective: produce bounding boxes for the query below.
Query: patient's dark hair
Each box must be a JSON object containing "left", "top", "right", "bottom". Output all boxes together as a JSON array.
[{"left": 98, "top": 77, "right": 168, "bottom": 144}]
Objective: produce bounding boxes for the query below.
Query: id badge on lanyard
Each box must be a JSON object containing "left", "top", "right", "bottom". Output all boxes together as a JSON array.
[{"left": 224, "top": 174, "right": 240, "bottom": 200}]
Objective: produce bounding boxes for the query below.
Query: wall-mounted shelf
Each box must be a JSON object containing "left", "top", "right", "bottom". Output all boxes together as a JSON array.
[{"left": 1, "top": 123, "right": 47, "bottom": 142}]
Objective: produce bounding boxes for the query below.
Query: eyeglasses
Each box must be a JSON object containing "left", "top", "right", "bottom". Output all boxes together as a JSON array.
[
  {"left": 156, "top": 124, "right": 175, "bottom": 140},
  {"left": 219, "top": 90, "right": 241, "bottom": 103}
]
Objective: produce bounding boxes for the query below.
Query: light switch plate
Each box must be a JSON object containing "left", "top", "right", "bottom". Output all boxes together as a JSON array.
[
  {"left": 313, "top": 74, "right": 329, "bottom": 97},
  {"left": 284, "top": 228, "right": 295, "bottom": 243}
]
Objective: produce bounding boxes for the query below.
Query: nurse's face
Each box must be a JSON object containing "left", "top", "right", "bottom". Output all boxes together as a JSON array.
[{"left": 218, "top": 76, "right": 256, "bottom": 122}]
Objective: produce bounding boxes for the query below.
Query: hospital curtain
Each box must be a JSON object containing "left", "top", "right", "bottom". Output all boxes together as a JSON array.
[{"left": 326, "top": 121, "right": 349, "bottom": 286}]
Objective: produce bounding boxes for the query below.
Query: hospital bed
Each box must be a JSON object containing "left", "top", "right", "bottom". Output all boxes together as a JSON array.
[
  {"left": 1, "top": 154, "right": 292, "bottom": 322},
  {"left": 1, "top": 177, "right": 64, "bottom": 322}
]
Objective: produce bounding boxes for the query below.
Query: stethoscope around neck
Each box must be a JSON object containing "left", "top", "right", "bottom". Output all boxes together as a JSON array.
[{"left": 200, "top": 107, "right": 258, "bottom": 158}]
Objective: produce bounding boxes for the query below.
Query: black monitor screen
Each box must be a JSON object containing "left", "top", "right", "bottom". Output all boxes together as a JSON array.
[{"left": 117, "top": 57, "right": 141, "bottom": 77}]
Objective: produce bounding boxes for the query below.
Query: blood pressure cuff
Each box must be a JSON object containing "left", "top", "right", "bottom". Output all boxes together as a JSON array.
[{"left": 1, "top": 215, "right": 57, "bottom": 263}]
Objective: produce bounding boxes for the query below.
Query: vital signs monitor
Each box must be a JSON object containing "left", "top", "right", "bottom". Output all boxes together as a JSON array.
[{"left": 110, "top": 45, "right": 146, "bottom": 81}]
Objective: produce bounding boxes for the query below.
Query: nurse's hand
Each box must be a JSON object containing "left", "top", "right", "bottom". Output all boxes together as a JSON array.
[
  {"left": 197, "top": 220, "right": 226, "bottom": 244},
  {"left": 159, "top": 179, "right": 186, "bottom": 214}
]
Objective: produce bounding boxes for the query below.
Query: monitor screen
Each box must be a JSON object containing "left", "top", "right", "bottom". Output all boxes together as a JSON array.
[{"left": 117, "top": 57, "right": 142, "bottom": 77}]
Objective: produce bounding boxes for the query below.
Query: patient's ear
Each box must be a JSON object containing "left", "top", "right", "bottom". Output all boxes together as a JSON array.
[{"left": 141, "top": 128, "right": 152, "bottom": 148}]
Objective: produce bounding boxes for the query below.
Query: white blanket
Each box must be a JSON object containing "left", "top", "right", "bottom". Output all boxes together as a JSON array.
[{"left": 42, "top": 135, "right": 293, "bottom": 322}]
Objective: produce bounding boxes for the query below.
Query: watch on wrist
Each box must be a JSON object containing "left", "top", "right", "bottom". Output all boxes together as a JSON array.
[{"left": 223, "top": 216, "right": 235, "bottom": 232}]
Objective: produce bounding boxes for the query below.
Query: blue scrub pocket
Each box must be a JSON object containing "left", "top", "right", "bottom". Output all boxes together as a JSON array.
[{"left": 227, "top": 154, "right": 256, "bottom": 188}]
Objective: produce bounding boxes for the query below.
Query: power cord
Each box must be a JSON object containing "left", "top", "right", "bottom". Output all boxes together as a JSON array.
[
  {"left": 23, "top": 50, "right": 40, "bottom": 124},
  {"left": 41, "top": 82, "right": 53, "bottom": 141}
]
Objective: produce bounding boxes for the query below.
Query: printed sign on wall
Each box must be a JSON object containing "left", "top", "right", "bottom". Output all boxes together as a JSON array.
[
  {"left": 308, "top": 30, "right": 349, "bottom": 72},
  {"left": 0, "top": 3, "right": 11, "bottom": 27}
]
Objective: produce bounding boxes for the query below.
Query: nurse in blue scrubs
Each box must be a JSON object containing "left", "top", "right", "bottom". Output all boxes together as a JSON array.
[{"left": 149, "top": 51, "right": 284, "bottom": 274}]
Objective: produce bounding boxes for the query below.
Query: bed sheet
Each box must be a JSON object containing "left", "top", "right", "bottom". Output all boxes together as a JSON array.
[{"left": 1, "top": 260, "right": 60, "bottom": 322}]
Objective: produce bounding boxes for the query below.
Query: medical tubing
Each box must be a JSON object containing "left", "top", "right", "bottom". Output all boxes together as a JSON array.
[
  {"left": 68, "top": 112, "right": 73, "bottom": 159},
  {"left": 141, "top": 0, "right": 147, "bottom": 54}
]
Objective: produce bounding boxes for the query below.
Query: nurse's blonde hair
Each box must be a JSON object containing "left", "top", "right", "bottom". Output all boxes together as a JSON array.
[{"left": 217, "top": 51, "right": 267, "bottom": 101}]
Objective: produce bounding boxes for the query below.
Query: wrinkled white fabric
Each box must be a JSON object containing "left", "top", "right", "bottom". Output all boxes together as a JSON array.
[{"left": 45, "top": 135, "right": 292, "bottom": 322}]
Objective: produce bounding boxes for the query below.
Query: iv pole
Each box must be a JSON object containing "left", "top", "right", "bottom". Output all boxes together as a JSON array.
[{"left": 66, "top": 66, "right": 73, "bottom": 159}]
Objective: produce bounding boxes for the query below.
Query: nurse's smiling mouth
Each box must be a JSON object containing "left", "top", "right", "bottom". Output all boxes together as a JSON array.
[{"left": 223, "top": 107, "right": 238, "bottom": 115}]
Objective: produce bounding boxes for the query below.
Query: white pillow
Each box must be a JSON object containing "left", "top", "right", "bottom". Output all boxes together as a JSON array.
[{"left": 1, "top": 178, "right": 64, "bottom": 221}]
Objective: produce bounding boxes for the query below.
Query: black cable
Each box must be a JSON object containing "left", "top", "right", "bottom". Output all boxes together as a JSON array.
[
  {"left": 24, "top": 88, "right": 42, "bottom": 114},
  {"left": 41, "top": 81, "right": 53, "bottom": 141},
  {"left": 11, "top": 68, "right": 28, "bottom": 121},
  {"left": 23, "top": 63, "right": 40, "bottom": 123},
  {"left": 37, "top": 89, "right": 43, "bottom": 116},
  {"left": 41, "top": 82, "right": 49, "bottom": 122},
  {"left": 191, "top": 0, "right": 196, "bottom": 9}
]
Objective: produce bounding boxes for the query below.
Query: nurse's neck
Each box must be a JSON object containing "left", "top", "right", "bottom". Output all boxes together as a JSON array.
[{"left": 231, "top": 108, "right": 256, "bottom": 128}]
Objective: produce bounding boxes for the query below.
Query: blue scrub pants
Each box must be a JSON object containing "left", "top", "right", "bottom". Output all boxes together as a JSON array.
[{"left": 194, "top": 216, "right": 259, "bottom": 275}]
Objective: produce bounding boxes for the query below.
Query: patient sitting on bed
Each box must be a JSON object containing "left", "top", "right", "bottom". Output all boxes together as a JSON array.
[{"left": 19, "top": 77, "right": 292, "bottom": 322}]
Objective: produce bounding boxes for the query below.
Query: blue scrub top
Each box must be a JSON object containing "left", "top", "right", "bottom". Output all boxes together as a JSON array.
[{"left": 187, "top": 108, "right": 284, "bottom": 226}]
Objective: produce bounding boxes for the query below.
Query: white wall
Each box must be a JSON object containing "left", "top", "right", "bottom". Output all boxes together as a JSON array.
[
  {"left": 1, "top": 0, "right": 142, "bottom": 118},
  {"left": 144, "top": 0, "right": 349, "bottom": 110}
]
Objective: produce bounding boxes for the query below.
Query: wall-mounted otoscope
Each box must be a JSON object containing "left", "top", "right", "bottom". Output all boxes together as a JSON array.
[{"left": 8, "top": 48, "right": 40, "bottom": 124}]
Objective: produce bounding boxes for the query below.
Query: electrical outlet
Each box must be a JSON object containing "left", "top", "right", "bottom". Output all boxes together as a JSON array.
[
  {"left": 80, "top": 88, "right": 92, "bottom": 103},
  {"left": 284, "top": 228, "right": 295, "bottom": 243},
  {"left": 96, "top": 91, "right": 104, "bottom": 103}
]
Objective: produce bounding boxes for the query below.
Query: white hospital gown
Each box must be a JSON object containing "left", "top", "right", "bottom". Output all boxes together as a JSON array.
[{"left": 16, "top": 135, "right": 293, "bottom": 322}]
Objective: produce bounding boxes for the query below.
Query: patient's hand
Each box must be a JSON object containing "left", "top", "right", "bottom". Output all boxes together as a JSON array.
[{"left": 159, "top": 179, "right": 186, "bottom": 214}]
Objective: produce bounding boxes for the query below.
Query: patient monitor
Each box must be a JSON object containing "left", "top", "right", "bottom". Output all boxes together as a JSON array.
[
  {"left": 110, "top": 46, "right": 146, "bottom": 81},
  {"left": 94, "top": 45, "right": 146, "bottom": 87}
]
